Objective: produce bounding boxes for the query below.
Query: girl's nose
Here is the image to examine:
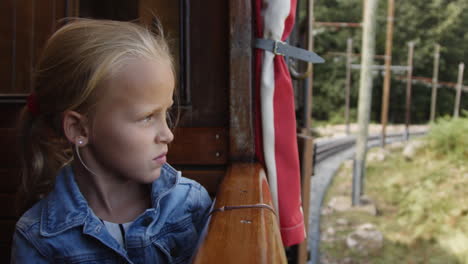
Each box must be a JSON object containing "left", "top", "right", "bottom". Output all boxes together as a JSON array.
[{"left": 157, "top": 121, "right": 174, "bottom": 144}]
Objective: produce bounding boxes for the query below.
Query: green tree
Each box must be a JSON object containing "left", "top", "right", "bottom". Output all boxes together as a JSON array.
[{"left": 311, "top": 0, "right": 468, "bottom": 124}]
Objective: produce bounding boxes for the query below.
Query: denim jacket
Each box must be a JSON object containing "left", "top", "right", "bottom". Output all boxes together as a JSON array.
[{"left": 11, "top": 164, "right": 212, "bottom": 264}]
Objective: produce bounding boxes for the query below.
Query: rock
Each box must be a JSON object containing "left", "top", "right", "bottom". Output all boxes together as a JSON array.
[
  {"left": 321, "top": 206, "right": 334, "bottom": 215},
  {"left": 336, "top": 218, "right": 349, "bottom": 226},
  {"left": 354, "top": 196, "right": 378, "bottom": 216},
  {"left": 402, "top": 139, "right": 426, "bottom": 161},
  {"left": 328, "top": 196, "right": 377, "bottom": 216},
  {"left": 402, "top": 144, "right": 416, "bottom": 160},
  {"left": 326, "top": 227, "right": 336, "bottom": 235},
  {"left": 346, "top": 223, "right": 384, "bottom": 255},
  {"left": 341, "top": 257, "right": 357, "bottom": 264},
  {"left": 328, "top": 196, "right": 352, "bottom": 212},
  {"left": 367, "top": 148, "right": 388, "bottom": 162}
]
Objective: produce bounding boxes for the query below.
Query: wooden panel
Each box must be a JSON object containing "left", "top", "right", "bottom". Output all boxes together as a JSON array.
[
  {"left": 0, "top": 128, "right": 19, "bottom": 168},
  {"left": 0, "top": 220, "right": 16, "bottom": 243},
  {"left": 80, "top": 0, "right": 138, "bottom": 21},
  {"left": 0, "top": 169, "right": 21, "bottom": 194},
  {"left": 193, "top": 163, "right": 287, "bottom": 263},
  {"left": 0, "top": 128, "right": 19, "bottom": 167},
  {"left": 184, "top": 0, "right": 229, "bottom": 127},
  {"left": 139, "top": 0, "right": 180, "bottom": 96},
  {"left": 0, "top": 0, "right": 14, "bottom": 93},
  {"left": 297, "top": 134, "right": 314, "bottom": 264},
  {"left": 139, "top": 0, "right": 179, "bottom": 35},
  {"left": 13, "top": 0, "right": 34, "bottom": 94},
  {"left": 34, "top": 0, "right": 58, "bottom": 68},
  {"left": 0, "top": 102, "right": 23, "bottom": 128},
  {"left": 0, "top": 243, "right": 12, "bottom": 264},
  {"left": 167, "top": 127, "right": 228, "bottom": 165},
  {"left": 140, "top": 0, "right": 229, "bottom": 127},
  {"left": 181, "top": 169, "right": 224, "bottom": 197},
  {"left": 0, "top": 194, "right": 17, "bottom": 218},
  {"left": 0, "top": 0, "right": 65, "bottom": 95},
  {"left": 228, "top": 0, "right": 255, "bottom": 161}
]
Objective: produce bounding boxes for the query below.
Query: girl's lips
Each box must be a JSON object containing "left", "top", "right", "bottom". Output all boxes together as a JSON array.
[{"left": 153, "top": 153, "right": 167, "bottom": 164}]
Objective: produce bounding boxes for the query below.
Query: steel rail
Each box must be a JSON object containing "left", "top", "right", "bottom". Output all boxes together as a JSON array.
[{"left": 314, "top": 131, "right": 426, "bottom": 164}]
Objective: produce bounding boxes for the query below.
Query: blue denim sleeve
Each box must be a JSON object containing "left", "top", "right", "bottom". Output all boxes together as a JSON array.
[{"left": 11, "top": 230, "right": 50, "bottom": 264}]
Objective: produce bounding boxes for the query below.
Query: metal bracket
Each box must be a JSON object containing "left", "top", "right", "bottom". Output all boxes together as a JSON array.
[{"left": 273, "top": 40, "right": 286, "bottom": 56}]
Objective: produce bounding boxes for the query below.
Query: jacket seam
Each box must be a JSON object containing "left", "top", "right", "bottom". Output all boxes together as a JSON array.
[{"left": 16, "top": 225, "right": 52, "bottom": 261}]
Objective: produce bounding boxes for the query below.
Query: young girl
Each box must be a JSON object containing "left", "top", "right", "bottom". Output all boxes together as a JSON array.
[{"left": 11, "top": 19, "right": 212, "bottom": 263}]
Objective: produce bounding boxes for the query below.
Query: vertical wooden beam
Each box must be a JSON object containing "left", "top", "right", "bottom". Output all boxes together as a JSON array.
[
  {"left": 14, "top": 0, "right": 35, "bottom": 94},
  {"left": 404, "top": 42, "right": 414, "bottom": 139},
  {"left": 454, "top": 63, "right": 464, "bottom": 118},
  {"left": 297, "top": 2, "right": 316, "bottom": 262},
  {"left": 430, "top": 44, "right": 440, "bottom": 122},
  {"left": 229, "top": 0, "right": 255, "bottom": 161},
  {"left": 0, "top": 0, "right": 14, "bottom": 94},
  {"left": 380, "top": 0, "right": 394, "bottom": 147},
  {"left": 304, "top": 0, "right": 315, "bottom": 132},
  {"left": 345, "top": 38, "right": 353, "bottom": 135},
  {"left": 297, "top": 133, "right": 314, "bottom": 264},
  {"left": 66, "top": 0, "right": 80, "bottom": 17}
]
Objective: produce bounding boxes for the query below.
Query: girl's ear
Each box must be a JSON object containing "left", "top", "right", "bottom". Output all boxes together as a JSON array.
[{"left": 63, "top": 110, "right": 90, "bottom": 145}]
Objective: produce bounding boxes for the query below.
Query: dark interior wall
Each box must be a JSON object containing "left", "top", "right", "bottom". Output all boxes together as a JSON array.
[
  {"left": 0, "top": 1, "right": 67, "bottom": 261},
  {"left": 79, "top": 0, "right": 138, "bottom": 21},
  {"left": 181, "top": 0, "right": 229, "bottom": 127},
  {"left": 140, "top": 0, "right": 229, "bottom": 128}
]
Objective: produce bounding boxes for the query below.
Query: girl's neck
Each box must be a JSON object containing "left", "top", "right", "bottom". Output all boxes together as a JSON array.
[{"left": 71, "top": 161, "right": 151, "bottom": 223}]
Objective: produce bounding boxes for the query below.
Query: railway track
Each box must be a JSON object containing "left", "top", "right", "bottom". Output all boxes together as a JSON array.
[
  {"left": 313, "top": 131, "right": 427, "bottom": 164},
  {"left": 308, "top": 130, "right": 427, "bottom": 264}
]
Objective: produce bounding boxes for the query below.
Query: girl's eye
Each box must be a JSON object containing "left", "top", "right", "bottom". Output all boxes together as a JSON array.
[{"left": 142, "top": 115, "right": 153, "bottom": 122}]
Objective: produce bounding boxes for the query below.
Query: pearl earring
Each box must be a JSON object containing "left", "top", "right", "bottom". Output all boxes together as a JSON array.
[{"left": 76, "top": 137, "right": 85, "bottom": 146}]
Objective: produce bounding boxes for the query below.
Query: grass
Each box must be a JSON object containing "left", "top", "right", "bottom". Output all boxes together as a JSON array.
[{"left": 319, "top": 116, "right": 468, "bottom": 264}]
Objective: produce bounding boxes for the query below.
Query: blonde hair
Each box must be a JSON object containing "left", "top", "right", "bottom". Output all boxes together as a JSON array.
[{"left": 17, "top": 18, "right": 174, "bottom": 214}]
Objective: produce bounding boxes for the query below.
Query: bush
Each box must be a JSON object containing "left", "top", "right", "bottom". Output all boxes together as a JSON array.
[{"left": 426, "top": 113, "right": 468, "bottom": 164}]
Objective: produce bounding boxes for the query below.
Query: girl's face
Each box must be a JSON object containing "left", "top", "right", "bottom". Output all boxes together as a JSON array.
[{"left": 86, "top": 59, "right": 174, "bottom": 184}]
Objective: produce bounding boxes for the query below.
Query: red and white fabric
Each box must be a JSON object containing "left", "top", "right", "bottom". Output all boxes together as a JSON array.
[{"left": 254, "top": 0, "right": 305, "bottom": 247}]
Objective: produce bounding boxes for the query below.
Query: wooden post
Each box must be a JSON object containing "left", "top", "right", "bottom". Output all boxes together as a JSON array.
[
  {"left": 353, "top": 0, "right": 378, "bottom": 206},
  {"left": 345, "top": 38, "right": 353, "bottom": 135},
  {"left": 304, "top": 0, "right": 315, "bottom": 132},
  {"left": 297, "top": 1, "right": 316, "bottom": 262},
  {"left": 380, "top": 0, "right": 395, "bottom": 147},
  {"left": 404, "top": 42, "right": 414, "bottom": 140},
  {"left": 454, "top": 63, "right": 465, "bottom": 118},
  {"left": 66, "top": 0, "right": 79, "bottom": 17},
  {"left": 430, "top": 44, "right": 440, "bottom": 122},
  {"left": 228, "top": 0, "right": 255, "bottom": 161}
]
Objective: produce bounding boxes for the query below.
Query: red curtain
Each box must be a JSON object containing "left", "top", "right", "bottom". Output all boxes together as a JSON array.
[{"left": 254, "top": 0, "right": 305, "bottom": 247}]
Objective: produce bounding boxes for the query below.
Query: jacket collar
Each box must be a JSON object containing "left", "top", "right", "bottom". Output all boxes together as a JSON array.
[{"left": 40, "top": 163, "right": 179, "bottom": 237}]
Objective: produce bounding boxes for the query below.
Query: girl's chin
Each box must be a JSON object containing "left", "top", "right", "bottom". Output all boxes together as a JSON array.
[{"left": 144, "top": 168, "right": 162, "bottom": 183}]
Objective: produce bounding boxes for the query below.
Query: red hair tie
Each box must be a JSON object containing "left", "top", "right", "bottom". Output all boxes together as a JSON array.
[{"left": 27, "top": 93, "right": 40, "bottom": 116}]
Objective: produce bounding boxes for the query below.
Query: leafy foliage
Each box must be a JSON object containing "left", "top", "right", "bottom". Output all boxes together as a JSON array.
[
  {"left": 426, "top": 114, "right": 468, "bottom": 164},
  {"left": 310, "top": 0, "right": 468, "bottom": 124}
]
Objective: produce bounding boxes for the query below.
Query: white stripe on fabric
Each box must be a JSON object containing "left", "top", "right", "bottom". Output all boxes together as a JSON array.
[
  {"left": 260, "top": 0, "right": 291, "bottom": 222},
  {"left": 260, "top": 52, "right": 279, "bottom": 214}
]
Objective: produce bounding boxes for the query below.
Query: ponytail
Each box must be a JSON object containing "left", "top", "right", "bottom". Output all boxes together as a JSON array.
[{"left": 16, "top": 106, "right": 71, "bottom": 215}]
